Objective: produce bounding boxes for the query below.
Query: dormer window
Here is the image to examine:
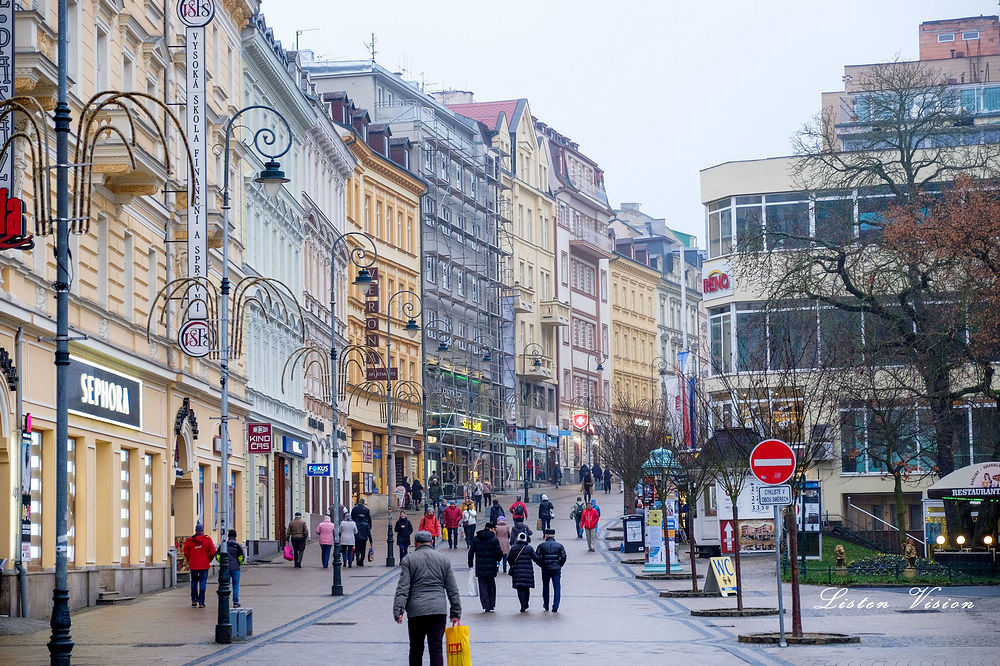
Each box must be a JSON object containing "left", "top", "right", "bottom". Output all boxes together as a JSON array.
[{"left": 937, "top": 33, "right": 955, "bottom": 42}]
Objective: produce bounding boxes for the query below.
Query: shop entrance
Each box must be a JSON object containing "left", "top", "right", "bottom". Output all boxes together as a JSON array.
[{"left": 274, "top": 455, "right": 292, "bottom": 542}]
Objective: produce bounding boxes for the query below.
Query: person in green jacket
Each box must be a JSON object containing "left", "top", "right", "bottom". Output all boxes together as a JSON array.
[{"left": 428, "top": 477, "right": 443, "bottom": 511}]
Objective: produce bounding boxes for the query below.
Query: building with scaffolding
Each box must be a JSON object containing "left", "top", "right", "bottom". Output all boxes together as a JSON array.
[
  {"left": 535, "top": 120, "right": 615, "bottom": 470},
  {"left": 302, "top": 58, "right": 508, "bottom": 496},
  {"left": 444, "top": 95, "right": 565, "bottom": 487}
]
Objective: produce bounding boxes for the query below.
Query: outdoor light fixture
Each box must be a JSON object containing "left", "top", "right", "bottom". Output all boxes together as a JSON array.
[
  {"left": 256, "top": 160, "right": 290, "bottom": 196},
  {"left": 957, "top": 535, "right": 966, "bottom": 546},
  {"left": 935, "top": 535, "right": 946, "bottom": 545},
  {"left": 596, "top": 362, "right": 604, "bottom": 371},
  {"left": 438, "top": 341, "right": 449, "bottom": 352},
  {"left": 481, "top": 351, "right": 492, "bottom": 362},
  {"left": 985, "top": 535, "right": 994, "bottom": 546},
  {"left": 532, "top": 356, "right": 542, "bottom": 368},
  {"left": 405, "top": 318, "right": 420, "bottom": 332},
  {"left": 353, "top": 267, "right": 374, "bottom": 285}
]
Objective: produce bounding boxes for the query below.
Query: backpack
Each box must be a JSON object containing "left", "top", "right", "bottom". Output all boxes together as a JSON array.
[{"left": 512, "top": 503, "right": 526, "bottom": 520}]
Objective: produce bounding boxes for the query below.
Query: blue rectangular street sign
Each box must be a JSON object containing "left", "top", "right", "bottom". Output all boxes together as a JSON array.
[{"left": 306, "top": 463, "right": 331, "bottom": 477}]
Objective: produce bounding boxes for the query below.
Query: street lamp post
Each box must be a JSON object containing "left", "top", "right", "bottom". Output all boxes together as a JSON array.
[
  {"left": 584, "top": 350, "right": 608, "bottom": 467},
  {"left": 519, "top": 343, "right": 544, "bottom": 502},
  {"left": 215, "top": 105, "right": 292, "bottom": 644},
  {"left": 328, "top": 231, "right": 378, "bottom": 593},
  {"left": 384, "top": 290, "right": 422, "bottom": 567}
]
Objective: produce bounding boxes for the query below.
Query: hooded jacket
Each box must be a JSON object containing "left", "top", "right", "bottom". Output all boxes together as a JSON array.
[
  {"left": 508, "top": 540, "right": 539, "bottom": 589},
  {"left": 418, "top": 513, "right": 440, "bottom": 537},
  {"left": 395, "top": 518, "right": 414, "bottom": 546},
  {"left": 581, "top": 506, "right": 600, "bottom": 530},
  {"left": 183, "top": 533, "right": 216, "bottom": 571},
  {"left": 538, "top": 499, "right": 554, "bottom": 520},
  {"left": 392, "top": 545, "right": 462, "bottom": 621},
  {"left": 443, "top": 504, "right": 463, "bottom": 529},
  {"left": 494, "top": 522, "right": 512, "bottom": 554},
  {"left": 467, "top": 528, "right": 503, "bottom": 577}
]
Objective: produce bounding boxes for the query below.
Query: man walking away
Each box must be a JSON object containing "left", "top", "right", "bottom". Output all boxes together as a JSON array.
[
  {"left": 473, "top": 479, "right": 484, "bottom": 512},
  {"left": 443, "top": 501, "right": 463, "bottom": 549},
  {"left": 603, "top": 468, "right": 612, "bottom": 494},
  {"left": 183, "top": 522, "right": 215, "bottom": 608},
  {"left": 395, "top": 510, "right": 414, "bottom": 561},
  {"left": 218, "top": 529, "right": 245, "bottom": 607},
  {"left": 351, "top": 498, "right": 372, "bottom": 527},
  {"left": 482, "top": 479, "right": 492, "bottom": 507},
  {"left": 488, "top": 498, "right": 505, "bottom": 526},
  {"left": 509, "top": 496, "right": 527, "bottom": 524},
  {"left": 582, "top": 473, "right": 595, "bottom": 504},
  {"left": 287, "top": 512, "right": 308, "bottom": 568},
  {"left": 536, "top": 529, "right": 567, "bottom": 612},
  {"left": 570, "top": 497, "right": 586, "bottom": 539},
  {"left": 508, "top": 532, "right": 539, "bottom": 612},
  {"left": 578, "top": 463, "right": 589, "bottom": 484},
  {"left": 393, "top": 530, "right": 462, "bottom": 666},
  {"left": 468, "top": 522, "right": 503, "bottom": 612},
  {"left": 339, "top": 515, "right": 358, "bottom": 567},
  {"left": 581, "top": 502, "right": 600, "bottom": 552},
  {"left": 510, "top": 517, "right": 533, "bottom": 546},
  {"left": 316, "top": 514, "right": 336, "bottom": 568},
  {"left": 355, "top": 511, "right": 372, "bottom": 566},
  {"left": 553, "top": 465, "right": 562, "bottom": 488},
  {"left": 538, "top": 494, "right": 554, "bottom": 531}
]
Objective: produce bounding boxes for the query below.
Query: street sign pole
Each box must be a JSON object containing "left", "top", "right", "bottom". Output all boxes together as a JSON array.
[{"left": 775, "top": 504, "right": 786, "bottom": 647}]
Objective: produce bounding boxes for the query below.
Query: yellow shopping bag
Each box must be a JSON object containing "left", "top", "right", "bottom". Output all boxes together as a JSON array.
[
  {"left": 445, "top": 620, "right": 471, "bottom": 666},
  {"left": 442, "top": 527, "right": 448, "bottom": 541}
]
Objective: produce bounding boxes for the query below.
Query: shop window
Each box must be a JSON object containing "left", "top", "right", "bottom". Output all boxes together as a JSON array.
[
  {"left": 144, "top": 454, "right": 153, "bottom": 563},
  {"left": 120, "top": 449, "right": 131, "bottom": 564},
  {"left": 29, "top": 431, "right": 42, "bottom": 564},
  {"left": 68, "top": 438, "right": 76, "bottom": 564}
]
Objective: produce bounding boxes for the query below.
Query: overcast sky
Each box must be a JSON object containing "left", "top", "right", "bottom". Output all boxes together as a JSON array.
[{"left": 263, "top": 0, "right": 991, "bottom": 245}]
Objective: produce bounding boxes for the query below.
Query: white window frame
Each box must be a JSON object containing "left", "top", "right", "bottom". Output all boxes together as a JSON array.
[
  {"left": 962, "top": 31, "right": 980, "bottom": 41},
  {"left": 937, "top": 33, "right": 955, "bottom": 42}
]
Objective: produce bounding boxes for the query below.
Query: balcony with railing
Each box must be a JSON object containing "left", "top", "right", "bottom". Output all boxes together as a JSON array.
[
  {"left": 510, "top": 284, "right": 535, "bottom": 313},
  {"left": 539, "top": 299, "right": 570, "bottom": 327},
  {"left": 517, "top": 353, "right": 555, "bottom": 382},
  {"left": 568, "top": 218, "right": 613, "bottom": 256}
]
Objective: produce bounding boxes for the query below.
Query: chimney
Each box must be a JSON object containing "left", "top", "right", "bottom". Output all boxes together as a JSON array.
[
  {"left": 430, "top": 90, "right": 475, "bottom": 105},
  {"left": 621, "top": 202, "right": 641, "bottom": 212}
]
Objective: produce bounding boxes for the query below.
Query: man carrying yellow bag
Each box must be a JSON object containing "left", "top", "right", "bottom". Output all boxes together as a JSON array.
[
  {"left": 394, "top": 530, "right": 462, "bottom": 666},
  {"left": 445, "top": 620, "right": 471, "bottom": 666}
]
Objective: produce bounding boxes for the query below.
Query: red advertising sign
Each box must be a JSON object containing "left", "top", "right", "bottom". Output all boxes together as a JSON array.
[
  {"left": 749, "top": 439, "right": 796, "bottom": 485},
  {"left": 720, "top": 519, "right": 735, "bottom": 554},
  {"left": 572, "top": 412, "right": 588, "bottom": 430},
  {"left": 0, "top": 188, "right": 33, "bottom": 251},
  {"left": 247, "top": 422, "right": 272, "bottom": 454},
  {"left": 703, "top": 270, "right": 730, "bottom": 294}
]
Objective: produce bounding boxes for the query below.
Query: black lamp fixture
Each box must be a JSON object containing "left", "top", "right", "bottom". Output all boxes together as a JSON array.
[
  {"left": 255, "top": 160, "right": 290, "bottom": 197},
  {"left": 353, "top": 267, "right": 374, "bottom": 285},
  {"left": 481, "top": 351, "right": 492, "bottom": 363},
  {"left": 438, "top": 341, "right": 449, "bottom": 352},
  {"left": 405, "top": 318, "right": 420, "bottom": 332},
  {"left": 596, "top": 362, "right": 604, "bottom": 371},
  {"left": 532, "top": 356, "right": 542, "bottom": 368}
]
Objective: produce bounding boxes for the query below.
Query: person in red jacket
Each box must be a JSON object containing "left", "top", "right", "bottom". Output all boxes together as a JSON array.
[
  {"left": 442, "top": 501, "right": 463, "bottom": 550},
  {"left": 581, "top": 504, "right": 600, "bottom": 552},
  {"left": 183, "top": 522, "right": 216, "bottom": 608},
  {"left": 509, "top": 497, "right": 527, "bottom": 524}
]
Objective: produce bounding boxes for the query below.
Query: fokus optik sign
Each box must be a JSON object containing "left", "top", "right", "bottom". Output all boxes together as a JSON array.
[{"left": 177, "top": 0, "right": 215, "bottom": 323}]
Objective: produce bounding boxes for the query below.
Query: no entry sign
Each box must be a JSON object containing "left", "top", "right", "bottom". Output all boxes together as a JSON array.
[{"left": 749, "top": 439, "right": 796, "bottom": 486}]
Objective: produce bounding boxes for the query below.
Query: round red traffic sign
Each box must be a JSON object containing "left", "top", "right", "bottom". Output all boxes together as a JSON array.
[{"left": 749, "top": 439, "right": 796, "bottom": 485}]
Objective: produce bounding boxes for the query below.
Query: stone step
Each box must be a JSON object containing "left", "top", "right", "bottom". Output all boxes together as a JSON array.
[{"left": 96, "top": 590, "right": 136, "bottom": 605}]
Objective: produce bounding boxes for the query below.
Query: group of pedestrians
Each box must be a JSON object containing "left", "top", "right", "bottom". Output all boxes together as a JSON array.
[
  {"left": 570, "top": 496, "right": 602, "bottom": 551},
  {"left": 578, "top": 463, "right": 614, "bottom": 501},
  {"left": 182, "top": 523, "right": 245, "bottom": 609}
]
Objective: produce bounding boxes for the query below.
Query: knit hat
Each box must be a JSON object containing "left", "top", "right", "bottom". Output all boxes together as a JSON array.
[
  {"left": 414, "top": 530, "right": 433, "bottom": 544},
  {"left": 497, "top": 516, "right": 506, "bottom": 524},
  {"left": 516, "top": 532, "right": 528, "bottom": 543},
  {"left": 541, "top": 494, "right": 548, "bottom": 500},
  {"left": 195, "top": 522, "right": 204, "bottom": 534}
]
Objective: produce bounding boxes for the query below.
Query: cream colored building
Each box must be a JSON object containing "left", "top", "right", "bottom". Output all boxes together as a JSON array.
[
  {"left": 0, "top": 0, "right": 257, "bottom": 618},
  {"left": 609, "top": 255, "right": 661, "bottom": 402},
  {"left": 446, "top": 97, "right": 564, "bottom": 483}
]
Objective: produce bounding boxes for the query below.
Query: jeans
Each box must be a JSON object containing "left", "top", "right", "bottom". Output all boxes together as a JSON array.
[
  {"left": 584, "top": 489, "right": 593, "bottom": 503},
  {"left": 399, "top": 544, "right": 409, "bottom": 560},
  {"left": 501, "top": 553, "right": 508, "bottom": 572},
  {"left": 229, "top": 569, "right": 241, "bottom": 605},
  {"left": 473, "top": 495, "right": 482, "bottom": 512},
  {"left": 585, "top": 528, "right": 596, "bottom": 551},
  {"left": 447, "top": 528, "right": 459, "bottom": 549},
  {"left": 321, "top": 544, "right": 332, "bottom": 568},
  {"left": 483, "top": 493, "right": 491, "bottom": 506},
  {"left": 407, "top": 613, "right": 446, "bottom": 666},
  {"left": 290, "top": 537, "right": 306, "bottom": 567},
  {"left": 541, "top": 517, "right": 552, "bottom": 531},
  {"left": 575, "top": 516, "right": 583, "bottom": 538},
  {"left": 355, "top": 538, "right": 368, "bottom": 565},
  {"left": 516, "top": 587, "right": 531, "bottom": 611},
  {"left": 341, "top": 544, "right": 354, "bottom": 567},
  {"left": 190, "top": 568, "right": 208, "bottom": 604},
  {"left": 477, "top": 576, "right": 496, "bottom": 610},
  {"left": 463, "top": 525, "right": 475, "bottom": 548},
  {"left": 542, "top": 571, "right": 561, "bottom": 611}
]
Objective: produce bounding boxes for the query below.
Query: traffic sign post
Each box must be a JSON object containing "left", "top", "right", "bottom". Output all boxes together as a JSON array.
[{"left": 750, "top": 439, "right": 795, "bottom": 648}]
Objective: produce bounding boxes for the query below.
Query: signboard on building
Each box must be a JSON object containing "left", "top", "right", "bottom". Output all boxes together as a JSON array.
[
  {"left": 307, "top": 463, "right": 331, "bottom": 477},
  {"left": 247, "top": 422, "right": 272, "bottom": 454},
  {"left": 282, "top": 436, "right": 306, "bottom": 458},
  {"left": 0, "top": 4, "right": 15, "bottom": 196},
  {"left": 701, "top": 263, "right": 733, "bottom": 302},
  {"left": 67, "top": 357, "right": 142, "bottom": 429},
  {"left": 366, "top": 367, "right": 398, "bottom": 381},
  {"left": 572, "top": 412, "right": 588, "bottom": 430},
  {"left": 178, "top": 318, "right": 211, "bottom": 358},
  {"left": 362, "top": 441, "right": 373, "bottom": 463},
  {"left": 177, "top": 0, "right": 215, "bottom": 320},
  {"left": 364, "top": 268, "right": 381, "bottom": 349}
]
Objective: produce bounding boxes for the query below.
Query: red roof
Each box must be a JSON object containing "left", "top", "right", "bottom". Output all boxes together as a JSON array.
[{"left": 447, "top": 100, "right": 520, "bottom": 132}]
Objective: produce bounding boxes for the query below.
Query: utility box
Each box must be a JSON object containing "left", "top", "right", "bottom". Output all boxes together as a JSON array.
[{"left": 622, "top": 514, "right": 645, "bottom": 553}]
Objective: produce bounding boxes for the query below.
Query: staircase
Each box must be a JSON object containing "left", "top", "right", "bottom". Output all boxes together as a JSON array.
[{"left": 96, "top": 588, "right": 135, "bottom": 605}]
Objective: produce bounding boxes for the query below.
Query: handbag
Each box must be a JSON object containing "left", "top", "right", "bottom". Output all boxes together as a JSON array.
[
  {"left": 466, "top": 567, "right": 477, "bottom": 596},
  {"left": 445, "top": 620, "right": 471, "bottom": 666},
  {"left": 283, "top": 543, "right": 293, "bottom": 561},
  {"left": 368, "top": 545, "right": 374, "bottom": 562},
  {"left": 536, "top": 519, "right": 543, "bottom": 530}
]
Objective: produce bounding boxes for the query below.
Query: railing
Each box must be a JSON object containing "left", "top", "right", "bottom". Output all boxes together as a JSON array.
[
  {"left": 569, "top": 220, "right": 613, "bottom": 252},
  {"left": 838, "top": 502, "right": 925, "bottom": 556}
]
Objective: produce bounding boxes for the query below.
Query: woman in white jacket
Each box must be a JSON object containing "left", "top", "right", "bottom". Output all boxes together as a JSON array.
[
  {"left": 338, "top": 517, "right": 358, "bottom": 568},
  {"left": 461, "top": 500, "right": 478, "bottom": 549}
]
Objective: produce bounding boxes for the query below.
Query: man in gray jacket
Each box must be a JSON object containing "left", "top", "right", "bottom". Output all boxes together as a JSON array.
[{"left": 393, "top": 530, "right": 462, "bottom": 666}]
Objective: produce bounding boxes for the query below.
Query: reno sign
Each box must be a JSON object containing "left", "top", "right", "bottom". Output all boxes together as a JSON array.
[{"left": 702, "top": 266, "right": 733, "bottom": 301}]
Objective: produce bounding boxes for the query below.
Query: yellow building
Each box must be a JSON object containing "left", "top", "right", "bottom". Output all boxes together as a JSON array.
[
  {"left": 329, "top": 93, "right": 426, "bottom": 512},
  {"left": 446, "top": 97, "right": 565, "bottom": 481},
  {"left": 609, "top": 254, "right": 661, "bottom": 402},
  {"left": 0, "top": 0, "right": 256, "bottom": 617}
]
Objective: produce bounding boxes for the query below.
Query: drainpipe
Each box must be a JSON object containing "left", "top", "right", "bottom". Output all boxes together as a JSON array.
[{"left": 14, "top": 325, "right": 28, "bottom": 617}]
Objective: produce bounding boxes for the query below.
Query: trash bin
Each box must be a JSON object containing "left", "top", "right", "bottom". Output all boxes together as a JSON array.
[{"left": 622, "top": 514, "right": 645, "bottom": 554}]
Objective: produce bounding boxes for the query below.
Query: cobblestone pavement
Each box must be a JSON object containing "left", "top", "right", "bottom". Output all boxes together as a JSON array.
[{"left": 0, "top": 484, "right": 997, "bottom": 665}]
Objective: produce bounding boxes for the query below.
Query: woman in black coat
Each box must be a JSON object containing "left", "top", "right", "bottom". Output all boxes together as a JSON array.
[
  {"left": 508, "top": 532, "right": 540, "bottom": 612},
  {"left": 394, "top": 511, "right": 413, "bottom": 561}
]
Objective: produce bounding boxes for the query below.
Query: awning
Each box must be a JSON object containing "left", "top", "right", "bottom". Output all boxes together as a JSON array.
[{"left": 926, "top": 461, "right": 1000, "bottom": 500}]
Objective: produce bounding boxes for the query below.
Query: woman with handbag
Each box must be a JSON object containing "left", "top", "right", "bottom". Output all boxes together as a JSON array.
[
  {"left": 461, "top": 500, "right": 477, "bottom": 549},
  {"left": 508, "top": 531, "right": 540, "bottom": 612}
]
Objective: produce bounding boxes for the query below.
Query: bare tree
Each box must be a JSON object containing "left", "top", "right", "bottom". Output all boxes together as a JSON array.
[{"left": 662, "top": 422, "right": 716, "bottom": 592}]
